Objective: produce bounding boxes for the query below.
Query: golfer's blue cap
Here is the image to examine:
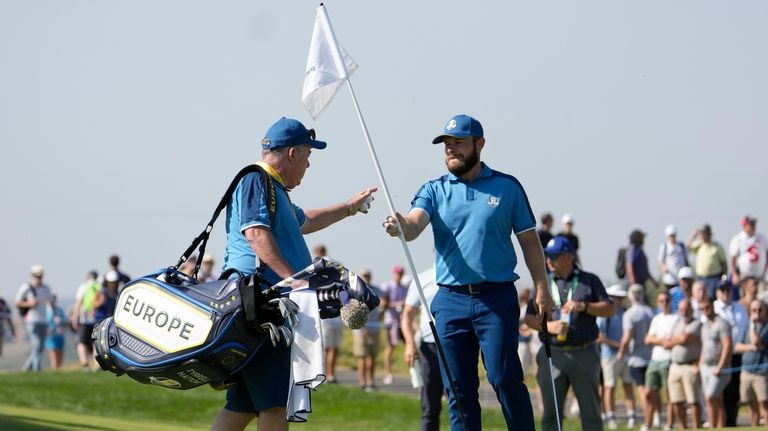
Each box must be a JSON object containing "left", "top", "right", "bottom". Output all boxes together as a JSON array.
[
  {"left": 262, "top": 117, "right": 327, "bottom": 151},
  {"left": 544, "top": 236, "right": 575, "bottom": 258},
  {"left": 432, "top": 114, "right": 484, "bottom": 144}
]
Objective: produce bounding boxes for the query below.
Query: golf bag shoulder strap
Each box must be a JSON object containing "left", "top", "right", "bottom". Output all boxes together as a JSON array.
[{"left": 173, "top": 164, "right": 277, "bottom": 278}]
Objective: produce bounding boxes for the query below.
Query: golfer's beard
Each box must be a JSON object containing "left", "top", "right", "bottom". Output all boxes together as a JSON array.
[{"left": 446, "top": 146, "right": 480, "bottom": 177}]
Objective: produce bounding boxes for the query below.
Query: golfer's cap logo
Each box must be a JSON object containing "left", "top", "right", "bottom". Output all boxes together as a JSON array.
[{"left": 446, "top": 119, "right": 457, "bottom": 131}]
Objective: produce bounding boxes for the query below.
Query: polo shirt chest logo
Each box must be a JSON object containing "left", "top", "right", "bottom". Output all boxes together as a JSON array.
[{"left": 487, "top": 196, "right": 500, "bottom": 207}]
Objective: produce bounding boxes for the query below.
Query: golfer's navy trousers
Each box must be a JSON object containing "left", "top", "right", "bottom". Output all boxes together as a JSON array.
[{"left": 431, "top": 283, "right": 534, "bottom": 431}]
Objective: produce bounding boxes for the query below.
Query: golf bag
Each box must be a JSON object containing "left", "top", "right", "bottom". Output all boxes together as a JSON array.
[{"left": 92, "top": 165, "right": 380, "bottom": 390}]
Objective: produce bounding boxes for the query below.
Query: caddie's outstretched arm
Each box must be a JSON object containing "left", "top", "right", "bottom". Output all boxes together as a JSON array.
[
  {"left": 517, "top": 229, "right": 554, "bottom": 323},
  {"left": 301, "top": 187, "right": 377, "bottom": 234},
  {"left": 383, "top": 209, "right": 429, "bottom": 242}
]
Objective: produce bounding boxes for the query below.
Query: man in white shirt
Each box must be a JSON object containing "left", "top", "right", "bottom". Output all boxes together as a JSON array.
[
  {"left": 729, "top": 215, "right": 768, "bottom": 284},
  {"left": 401, "top": 266, "right": 441, "bottom": 431},
  {"left": 644, "top": 291, "right": 678, "bottom": 431},
  {"left": 14, "top": 265, "right": 53, "bottom": 372},
  {"left": 658, "top": 225, "right": 689, "bottom": 283}
]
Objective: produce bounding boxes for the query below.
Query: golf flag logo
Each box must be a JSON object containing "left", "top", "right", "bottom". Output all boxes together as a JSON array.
[{"left": 302, "top": 4, "right": 358, "bottom": 119}]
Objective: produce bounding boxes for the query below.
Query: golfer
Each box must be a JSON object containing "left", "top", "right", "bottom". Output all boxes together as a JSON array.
[
  {"left": 383, "top": 114, "right": 553, "bottom": 430},
  {"left": 211, "top": 117, "right": 376, "bottom": 431}
]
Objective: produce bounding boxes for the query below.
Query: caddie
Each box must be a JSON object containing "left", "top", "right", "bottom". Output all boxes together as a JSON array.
[
  {"left": 382, "top": 114, "right": 554, "bottom": 430},
  {"left": 211, "top": 117, "right": 376, "bottom": 431}
]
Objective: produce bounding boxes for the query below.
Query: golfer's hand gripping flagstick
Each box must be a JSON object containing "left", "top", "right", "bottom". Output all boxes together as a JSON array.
[{"left": 539, "top": 312, "right": 563, "bottom": 431}]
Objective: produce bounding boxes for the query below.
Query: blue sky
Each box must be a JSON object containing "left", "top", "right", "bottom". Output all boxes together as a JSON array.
[{"left": 1, "top": 1, "right": 766, "bottom": 302}]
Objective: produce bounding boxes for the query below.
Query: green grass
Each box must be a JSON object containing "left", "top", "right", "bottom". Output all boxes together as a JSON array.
[
  {"left": 0, "top": 371, "right": 509, "bottom": 430},
  {"left": 1, "top": 371, "right": 763, "bottom": 430},
  {"left": 0, "top": 404, "right": 199, "bottom": 431}
]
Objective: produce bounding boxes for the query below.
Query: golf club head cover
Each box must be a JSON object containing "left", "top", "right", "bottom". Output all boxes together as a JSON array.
[{"left": 308, "top": 257, "right": 380, "bottom": 319}]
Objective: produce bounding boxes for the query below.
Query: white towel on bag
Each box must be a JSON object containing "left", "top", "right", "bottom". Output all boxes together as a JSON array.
[{"left": 286, "top": 289, "right": 326, "bottom": 422}]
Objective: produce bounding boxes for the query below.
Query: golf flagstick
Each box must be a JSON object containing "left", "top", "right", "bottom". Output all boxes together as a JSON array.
[
  {"left": 303, "top": 4, "right": 470, "bottom": 430},
  {"left": 540, "top": 313, "right": 563, "bottom": 431}
]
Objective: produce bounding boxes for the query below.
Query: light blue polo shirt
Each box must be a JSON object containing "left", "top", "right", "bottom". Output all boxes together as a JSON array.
[
  {"left": 411, "top": 163, "right": 536, "bottom": 286},
  {"left": 222, "top": 170, "right": 311, "bottom": 285}
]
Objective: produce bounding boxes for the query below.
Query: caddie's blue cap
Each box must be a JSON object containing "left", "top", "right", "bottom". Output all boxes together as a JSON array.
[
  {"left": 432, "top": 114, "right": 484, "bottom": 144},
  {"left": 262, "top": 117, "right": 327, "bottom": 151},
  {"left": 544, "top": 236, "right": 575, "bottom": 258}
]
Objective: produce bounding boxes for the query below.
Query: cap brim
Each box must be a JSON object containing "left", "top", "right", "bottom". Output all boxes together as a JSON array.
[
  {"left": 308, "top": 139, "right": 327, "bottom": 150},
  {"left": 432, "top": 133, "right": 471, "bottom": 144}
]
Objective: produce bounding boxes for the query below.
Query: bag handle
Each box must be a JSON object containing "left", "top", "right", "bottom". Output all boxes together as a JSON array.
[{"left": 168, "top": 164, "right": 276, "bottom": 280}]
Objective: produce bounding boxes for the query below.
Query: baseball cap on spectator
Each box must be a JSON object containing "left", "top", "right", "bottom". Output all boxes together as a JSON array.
[
  {"left": 741, "top": 215, "right": 757, "bottom": 226},
  {"left": 30, "top": 264, "right": 44, "bottom": 277},
  {"left": 662, "top": 273, "right": 677, "bottom": 286},
  {"left": 677, "top": 266, "right": 694, "bottom": 281},
  {"left": 392, "top": 265, "right": 404, "bottom": 274},
  {"left": 105, "top": 270, "right": 119, "bottom": 282},
  {"left": 544, "top": 236, "right": 575, "bottom": 258},
  {"left": 261, "top": 117, "right": 327, "bottom": 151},
  {"left": 432, "top": 114, "right": 484, "bottom": 144},
  {"left": 701, "top": 224, "right": 712, "bottom": 235},
  {"left": 717, "top": 281, "right": 733, "bottom": 294},
  {"left": 605, "top": 284, "right": 627, "bottom": 298},
  {"left": 664, "top": 225, "right": 677, "bottom": 236},
  {"left": 561, "top": 214, "right": 574, "bottom": 225}
]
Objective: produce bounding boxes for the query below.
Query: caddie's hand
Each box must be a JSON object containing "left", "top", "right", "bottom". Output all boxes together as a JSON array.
[
  {"left": 535, "top": 288, "right": 554, "bottom": 326},
  {"left": 346, "top": 187, "right": 378, "bottom": 216},
  {"left": 383, "top": 213, "right": 406, "bottom": 237},
  {"left": 404, "top": 342, "right": 417, "bottom": 368}
]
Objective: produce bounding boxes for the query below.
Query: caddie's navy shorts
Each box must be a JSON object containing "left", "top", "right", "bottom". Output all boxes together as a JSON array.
[{"left": 225, "top": 341, "right": 291, "bottom": 413}]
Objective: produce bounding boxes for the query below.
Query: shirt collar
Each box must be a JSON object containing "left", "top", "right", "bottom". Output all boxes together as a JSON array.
[
  {"left": 447, "top": 162, "right": 492, "bottom": 182},
  {"left": 256, "top": 161, "right": 286, "bottom": 188}
]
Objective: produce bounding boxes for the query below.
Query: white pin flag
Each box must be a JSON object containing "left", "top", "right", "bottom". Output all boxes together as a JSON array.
[{"left": 302, "top": 4, "right": 358, "bottom": 119}]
